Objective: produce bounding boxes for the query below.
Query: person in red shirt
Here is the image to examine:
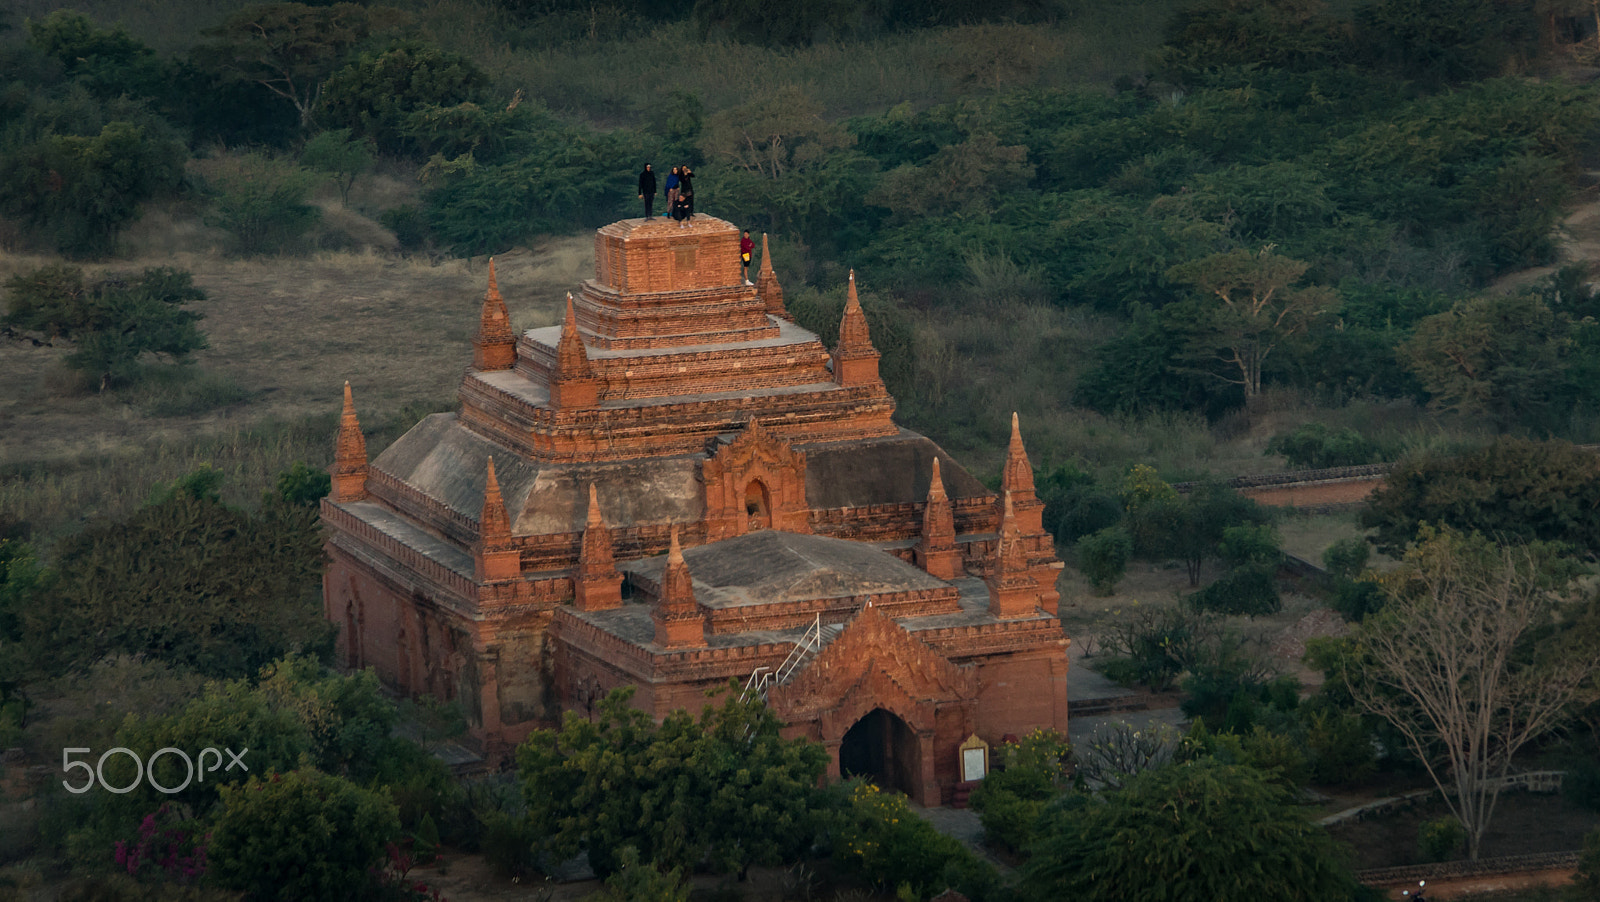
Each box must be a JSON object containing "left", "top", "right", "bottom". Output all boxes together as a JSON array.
[{"left": 741, "top": 230, "right": 754, "bottom": 284}]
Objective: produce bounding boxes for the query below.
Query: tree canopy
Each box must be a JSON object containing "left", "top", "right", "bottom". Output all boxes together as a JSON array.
[
  {"left": 1020, "top": 758, "right": 1365, "bottom": 901},
  {"left": 517, "top": 686, "right": 831, "bottom": 876},
  {"left": 1361, "top": 437, "right": 1600, "bottom": 556}
]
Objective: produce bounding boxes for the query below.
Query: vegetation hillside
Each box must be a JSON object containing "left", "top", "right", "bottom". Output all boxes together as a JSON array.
[{"left": 7, "top": 0, "right": 1600, "bottom": 897}]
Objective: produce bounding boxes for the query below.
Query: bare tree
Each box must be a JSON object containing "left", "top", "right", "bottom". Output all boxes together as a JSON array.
[{"left": 1345, "top": 528, "right": 1600, "bottom": 859}]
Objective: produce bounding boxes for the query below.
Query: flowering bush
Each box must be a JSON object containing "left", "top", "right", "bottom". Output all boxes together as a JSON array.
[
  {"left": 836, "top": 782, "right": 997, "bottom": 900},
  {"left": 369, "top": 841, "right": 449, "bottom": 901},
  {"left": 112, "top": 804, "right": 208, "bottom": 884}
]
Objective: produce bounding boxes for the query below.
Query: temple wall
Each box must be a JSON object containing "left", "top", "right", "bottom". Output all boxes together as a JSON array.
[{"left": 971, "top": 649, "right": 1070, "bottom": 743}]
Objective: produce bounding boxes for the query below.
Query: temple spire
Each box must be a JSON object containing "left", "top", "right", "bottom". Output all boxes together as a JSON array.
[
  {"left": 574, "top": 483, "right": 623, "bottom": 611},
  {"left": 480, "top": 457, "right": 511, "bottom": 545},
  {"left": 654, "top": 526, "right": 706, "bottom": 648},
  {"left": 550, "top": 293, "right": 599, "bottom": 408},
  {"left": 473, "top": 257, "right": 516, "bottom": 371},
  {"left": 1000, "top": 412, "right": 1037, "bottom": 498},
  {"left": 832, "top": 270, "right": 881, "bottom": 387},
  {"left": 331, "top": 381, "right": 368, "bottom": 502},
  {"left": 475, "top": 457, "right": 520, "bottom": 582},
  {"left": 915, "top": 456, "right": 961, "bottom": 580},
  {"left": 987, "top": 490, "right": 1037, "bottom": 619},
  {"left": 755, "top": 232, "right": 789, "bottom": 320}
]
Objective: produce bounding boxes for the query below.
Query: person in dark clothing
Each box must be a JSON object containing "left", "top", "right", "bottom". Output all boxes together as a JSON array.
[
  {"left": 671, "top": 188, "right": 689, "bottom": 225},
  {"left": 638, "top": 164, "right": 656, "bottom": 218},
  {"left": 679, "top": 166, "right": 695, "bottom": 219},
  {"left": 664, "top": 166, "right": 681, "bottom": 217}
]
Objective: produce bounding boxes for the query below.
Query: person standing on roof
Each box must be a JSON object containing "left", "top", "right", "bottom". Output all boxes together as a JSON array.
[
  {"left": 664, "top": 166, "right": 681, "bottom": 218},
  {"left": 638, "top": 163, "right": 656, "bottom": 218},
  {"left": 741, "top": 230, "right": 754, "bottom": 284},
  {"left": 679, "top": 165, "right": 695, "bottom": 219}
]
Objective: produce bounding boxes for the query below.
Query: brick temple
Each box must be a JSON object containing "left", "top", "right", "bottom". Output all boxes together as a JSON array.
[{"left": 322, "top": 214, "right": 1070, "bottom": 804}]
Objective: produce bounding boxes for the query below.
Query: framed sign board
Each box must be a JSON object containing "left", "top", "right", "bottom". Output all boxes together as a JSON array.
[{"left": 958, "top": 734, "right": 989, "bottom": 782}]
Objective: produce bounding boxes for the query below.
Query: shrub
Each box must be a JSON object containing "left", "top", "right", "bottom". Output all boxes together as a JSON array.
[
  {"left": 200, "top": 153, "right": 321, "bottom": 256},
  {"left": 208, "top": 768, "right": 399, "bottom": 902},
  {"left": 1418, "top": 815, "right": 1467, "bottom": 863},
  {"left": 1322, "top": 538, "right": 1371, "bottom": 579},
  {"left": 837, "top": 782, "right": 998, "bottom": 900},
  {"left": 1267, "top": 423, "right": 1381, "bottom": 469},
  {"left": 1077, "top": 526, "right": 1132, "bottom": 596},
  {"left": 1303, "top": 708, "right": 1378, "bottom": 786},
  {"left": 1190, "top": 563, "right": 1281, "bottom": 617}
]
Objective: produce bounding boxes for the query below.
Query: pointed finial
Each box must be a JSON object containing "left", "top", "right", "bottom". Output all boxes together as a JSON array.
[
  {"left": 586, "top": 483, "right": 603, "bottom": 528},
  {"left": 332, "top": 381, "right": 369, "bottom": 502},
  {"left": 928, "top": 456, "right": 948, "bottom": 503},
  {"left": 837, "top": 269, "right": 873, "bottom": 355},
  {"left": 758, "top": 233, "right": 775, "bottom": 277},
  {"left": 1001, "top": 411, "right": 1037, "bottom": 497},
  {"left": 668, "top": 524, "right": 684, "bottom": 566},
  {"left": 755, "top": 232, "right": 788, "bottom": 320},
  {"left": 480, "top": 455, "right": 512, "bottom": 545},
  {"left": 1003, "top": 489, "right": 1015, "bottom": 523},
  {"left": 474, "top": 258, "right": 515, "bottom": 370},
  {"left": 553, "top": 292, "right": 593, "bottom": 383}
]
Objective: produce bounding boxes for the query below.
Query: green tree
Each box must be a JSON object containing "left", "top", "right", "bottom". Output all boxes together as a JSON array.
[
  {"left": 517, "top": 686, "right": 830, "bottom": 877},
  {"left": 196, "top": 3, "right": 408, "bottom": 131},
  {"left": 0, "top": 120, "right": 184, "bottom": 257},
  {"left": 3, "top": 264, "right": 206, "bottom": 389},
  {"left": 1360, "top": 437, "right": 1600, "bottom": 555},
  {"left": 318, "top": 40, "right": 488, "bottom": 157},
  {"left": 1341, "top": 527, "right": 1600, "bottom": 859},
  {"left": 299, "top": 128, "right": 372, "bottom": 205},
  {"left": 698, "top": 86, "right": 855, "bottom": 180},
  {"left": 17, "top": 469, "right": 332, "bottom": 678},
  {"left": 200, "top": 152, "right": 322, "bottom": 256},
  {"left": 25, "top": 10, "right": 169, "bottom": 101},
  {"left": 1020, "top": 759, "right": 1364, "bottom": 901},
  {"left": 1077, "top": 526, "right": 1132, "bottom": 596},
  {"left": 1166, "top": 247, "right": 1337, "bottom": 402},
  {"left": 1401, "top": 292, "right": 1570, "bottom": 431},
  {"left": 209, "top": 767, "right": 400, "bottom": 902}
]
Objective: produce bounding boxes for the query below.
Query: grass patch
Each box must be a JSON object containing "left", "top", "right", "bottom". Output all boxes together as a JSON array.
[{"left": 127, "top": 366, "right": 255, "bottom": 417}]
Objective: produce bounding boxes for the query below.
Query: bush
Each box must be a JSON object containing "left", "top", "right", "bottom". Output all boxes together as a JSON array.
[
  {"left": 2, "top": 265, "right": 207, "bottom": 390},
  {"left": 1418, "top": 815, "right": 1467, "bottom": 863},
  {"left": 208, "top": 768, "right": 399, "bottom": 902},
  {"left": 1303, "top": 708, "right": 1378, "bottom": 786},
  {"left": 837, "top": 782, "right": 998, "bottom": 900},
  {"left": 969, "top": 729, "right": 1072, "bottom": 855},
  {"left": 1322, "top": 538, "right": 1371, "bottom": 579},
  {"left": 1190, "top": 563, "right": 1281, "bottom": 617},
  {"left": 1077, "top": 526, "right": 1132, "bottom": 596},
  {"left": 200, "top": 153, "right": 322, "bottom": 256},
  {"left": 1267, "top": 423, "right": 1381, "bottom": 469}
]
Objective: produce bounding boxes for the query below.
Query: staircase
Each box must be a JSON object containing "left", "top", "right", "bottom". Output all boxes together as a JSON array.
[{"left": 740, "top": 614, "right": 844, "bottom": 704}]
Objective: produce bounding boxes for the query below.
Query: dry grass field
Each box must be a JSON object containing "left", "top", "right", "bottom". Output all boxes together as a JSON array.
[{"left": 0, "top": 205, "right": 593, "bottom": 539}]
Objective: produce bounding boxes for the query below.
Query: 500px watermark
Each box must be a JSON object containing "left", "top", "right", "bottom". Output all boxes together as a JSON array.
[{"left": 61, "top": 747, "right": 249, "bottom": 794}]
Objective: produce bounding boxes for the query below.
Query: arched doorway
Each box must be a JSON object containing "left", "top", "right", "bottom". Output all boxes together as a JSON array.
[
  {"left": 839, "top": 708, "right": 920, "bottom": 797},
  {"left": 744, "top": 479, "right": 771, "bottom": 531}
]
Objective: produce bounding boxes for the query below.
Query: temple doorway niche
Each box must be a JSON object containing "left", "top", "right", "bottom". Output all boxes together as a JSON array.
[
  {"left": 745, "top": 479, "right": 771, "bottom": 531},
  {"left": 839, "top": 708, "right": 919, "bottom": 797}
]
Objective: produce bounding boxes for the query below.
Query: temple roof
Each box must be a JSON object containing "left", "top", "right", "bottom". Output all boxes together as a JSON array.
[
  {"left": 371, "top": 415, "right": 987, "bottom": 536},
  {"left": 620, "top": 530, "right": 949, "bottom": 608}
]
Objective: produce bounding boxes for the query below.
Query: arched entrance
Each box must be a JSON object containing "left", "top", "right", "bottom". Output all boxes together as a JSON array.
[
  {"left": 744, "top": 479, "right": 771, "bottom": 531},
  {"left": 839, "top": 708, "right": 920, "bottom": 797}
]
